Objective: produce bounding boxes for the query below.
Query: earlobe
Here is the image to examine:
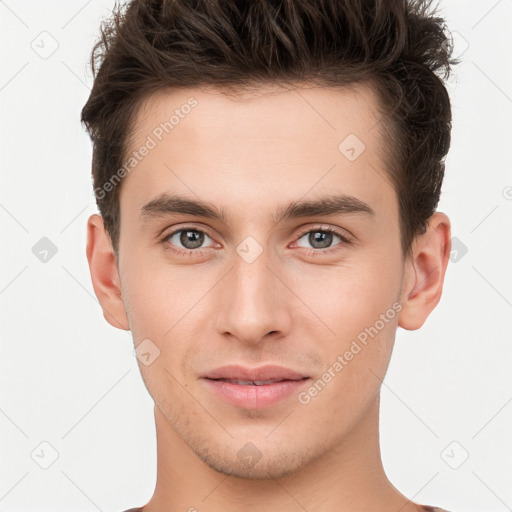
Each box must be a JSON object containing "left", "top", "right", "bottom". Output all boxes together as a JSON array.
[
  {"left": 397, "top": 212, "right": 451, "bottom": 331},
  {"left": 86, "top": 214, "right": 130, "bottom": 331}
]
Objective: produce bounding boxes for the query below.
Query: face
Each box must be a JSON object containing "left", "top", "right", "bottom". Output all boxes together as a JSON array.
[{"left": 113, "top": 83, "right": 406, "bottom": 478}]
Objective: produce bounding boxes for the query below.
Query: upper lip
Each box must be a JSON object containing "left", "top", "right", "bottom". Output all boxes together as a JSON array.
[{"left": 202, "top": 365, "right": 308, "bottom": 382}]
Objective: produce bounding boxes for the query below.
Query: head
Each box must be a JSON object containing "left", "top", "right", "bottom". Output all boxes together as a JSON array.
[{"left": 83, "top": 0, "right": 454, "bottom": 479}]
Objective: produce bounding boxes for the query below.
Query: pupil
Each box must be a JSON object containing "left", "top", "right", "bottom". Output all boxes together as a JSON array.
[
  {"left": 310, "top": 231, "right": 332, "bottom": 249},
  {"left": 180, "top": 230, "right": 204, "bottom": 249}
]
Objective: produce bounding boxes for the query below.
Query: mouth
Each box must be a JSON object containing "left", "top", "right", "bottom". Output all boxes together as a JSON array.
[
  {"left": 208, "top": 378, "right": 307, "bottom": 386},
  {"left": 201, "top": 365, "right": 310, "bottom": 409}
]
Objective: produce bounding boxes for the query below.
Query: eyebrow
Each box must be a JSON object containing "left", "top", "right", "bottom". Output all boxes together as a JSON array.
[{"left": 139, "top": 192, "right": 375, "bottom": 225}]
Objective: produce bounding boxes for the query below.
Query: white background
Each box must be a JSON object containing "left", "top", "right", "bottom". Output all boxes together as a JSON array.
[{"left": 0, "top": 1, "right": 511, "bottom": 511}]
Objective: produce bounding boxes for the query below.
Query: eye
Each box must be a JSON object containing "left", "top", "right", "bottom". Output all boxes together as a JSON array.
[
  {"left": 294, "top": 226, "right": 350, "bottom": 253},
  {"left": 162, "top": 227, "right": 216, "bottom": 256}
]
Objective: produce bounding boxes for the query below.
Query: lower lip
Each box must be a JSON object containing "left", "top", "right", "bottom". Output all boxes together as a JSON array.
[{"left": 202, "top": 378, "right": 310, "bottom": 409}]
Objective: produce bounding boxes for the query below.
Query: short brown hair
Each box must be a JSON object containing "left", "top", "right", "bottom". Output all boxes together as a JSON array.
[{"left": 81, "top": 0, "right": 457, "bottom": 259}]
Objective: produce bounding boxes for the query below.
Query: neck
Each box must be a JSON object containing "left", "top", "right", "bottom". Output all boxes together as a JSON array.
[{"left": 143, "top": 395, "right": 421, "bottom": 512}]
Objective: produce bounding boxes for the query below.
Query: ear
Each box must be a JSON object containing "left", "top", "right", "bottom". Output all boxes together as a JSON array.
[
  {"left": 86, "top": 214, "right": 130, "bottom": 331},
  {"left": 398, "top": 212, "right": 451, "bottom": 330}
]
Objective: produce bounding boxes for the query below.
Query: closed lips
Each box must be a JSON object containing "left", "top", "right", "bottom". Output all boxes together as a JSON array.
[
  {"left": 202, "top": 365, "right": 311, "bottom": 409},
  {"left": 212, "top": 378, "right": 308, "bottom": 386}
]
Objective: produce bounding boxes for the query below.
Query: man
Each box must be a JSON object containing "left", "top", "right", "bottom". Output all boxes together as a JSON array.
[{"left": 81, "top": 0, "right": 456, "bottom": 510}]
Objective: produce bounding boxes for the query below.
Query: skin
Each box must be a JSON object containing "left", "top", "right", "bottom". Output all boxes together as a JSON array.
[{"left": 86, "top": 82, "right": 451, "bottom": 512}]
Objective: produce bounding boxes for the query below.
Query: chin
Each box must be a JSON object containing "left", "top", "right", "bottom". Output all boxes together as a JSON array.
[
  {"left": 189, "top": 436, "right": 319, "bottom": 480},
  {"left": 198, "top": 452, "right": 307, "bottom": 480}
]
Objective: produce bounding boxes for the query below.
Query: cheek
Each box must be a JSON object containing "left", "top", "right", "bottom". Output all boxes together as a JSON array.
[
  {"left": 289, "top": 253, "right": 402, "bottom": 338},
  {"left": 119, "top": 251, "right": 177, "bottom": 339},
  {"left": 288, "top": 253, "right": 401, "bottom": 401},
  {"left": 119, "top": 253, "right": 218, "bottom": 367},
  {"left": 299, "top": 314, "right": 397, "bottom": 426}
]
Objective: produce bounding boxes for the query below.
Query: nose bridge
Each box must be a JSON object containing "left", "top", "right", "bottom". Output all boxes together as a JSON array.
[{"left": 216, "top": 240, "right": 290, "bottom": 343}]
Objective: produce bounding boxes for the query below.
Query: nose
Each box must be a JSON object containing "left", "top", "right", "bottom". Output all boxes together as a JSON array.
[{"left": 215, "top": 245, "right": 292, "bottom": 346}]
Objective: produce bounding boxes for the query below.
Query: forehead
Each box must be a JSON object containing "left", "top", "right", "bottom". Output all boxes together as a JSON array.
[
  {"left": 130, "top": 82, "right": 383, "bottom": 152},
  {"left": 120, "top": 82, "right": 395, "bottom": 224}
]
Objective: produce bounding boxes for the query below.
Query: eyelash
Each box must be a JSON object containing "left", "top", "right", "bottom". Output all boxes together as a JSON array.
[{"left": 160, "top": 225, "right": 351, "bottom": 258}]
